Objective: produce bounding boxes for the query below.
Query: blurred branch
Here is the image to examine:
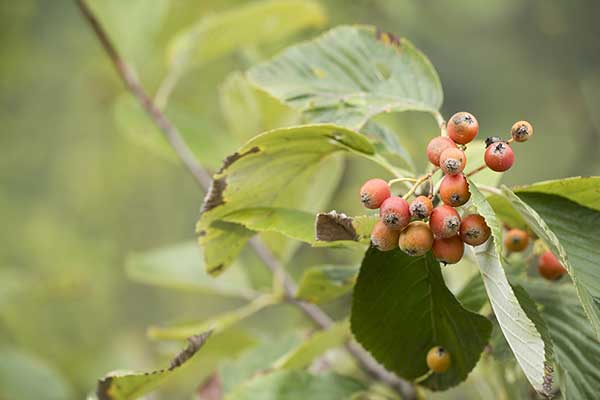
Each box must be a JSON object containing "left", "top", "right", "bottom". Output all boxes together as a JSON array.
[{"left": 74, "top": 1, "right": 415, "bottom": 398}]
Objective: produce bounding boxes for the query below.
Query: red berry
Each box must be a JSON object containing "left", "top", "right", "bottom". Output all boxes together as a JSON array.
[
  {"left": 409, "top": 196, "right": 433, "bottom": 220},
  {"left": 439, "top": 147, "right": 467, "bottom": 175},
  {"left": 504, "top": 228, "right": 529, "bottom": 252},
  {"left": 398, "top": 221, "right": 434, "bottom": 256},
  {"left": 447, "top": 112, "right": 478, "bottom": 144},
  {"left": 426, "top": 136, "right": 456, "bottom": 167},
  {"left": 538, "top": 250, "right": 567, "bottom": 280},
  {"left": 484, "top": 142, "right": 514, "bottom": 172},
  {"left": 460, "top": 214, "right": 491, "bottom": 246},
  {"left": 511, "top": 120, "right": 534, "bottom": 142},
  {"left": 429, "top": 205, "right": 461, "bottom": 238},
  {"left": 360, "top": 179, "right": 391, "bottom": 209},
  {"left": 371, "top": 220, "right": 400, "bottom": 252},
  {"left": 380, "top": 196, "right": 410, "bottom": 231},
  {"left": 426, "top": 346, "right": 451, "bottom": 373},
  {"left": 432, "top": 235, "right": 464, "bottom": 264},
  {"left": 439, "top": 174, "right": 471, "bottom": 207}
]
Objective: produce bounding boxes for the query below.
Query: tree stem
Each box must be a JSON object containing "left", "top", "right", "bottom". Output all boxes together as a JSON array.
[{"left": 75, "top": 1, "right": 415, "bottom": 398}]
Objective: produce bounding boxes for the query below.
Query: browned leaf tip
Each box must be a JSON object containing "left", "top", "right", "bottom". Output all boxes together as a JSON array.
[
  {"left": 169, "top": 330, "right": 213, "bottom": 370},
  {"left": 315, "top": 210, "right": 358, "bottom": 242}
]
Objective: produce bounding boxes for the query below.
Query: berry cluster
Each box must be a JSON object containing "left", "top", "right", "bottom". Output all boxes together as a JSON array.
[{"left": 361, "top": 111, "right": 535, "bottom": 265}]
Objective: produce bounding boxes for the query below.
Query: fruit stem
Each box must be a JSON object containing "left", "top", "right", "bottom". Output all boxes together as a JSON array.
[
  {"left": 388, "top": 177, "right": 418, "bottom": 187},
  {"left": 432, "top": 111, "right": 447, "bottom": 137},
  {"left": 403, "top": 168, "right": 439, "bottom": 199},
  {"left": 465, "top": 163, "right": 487, "bottom": 177}
]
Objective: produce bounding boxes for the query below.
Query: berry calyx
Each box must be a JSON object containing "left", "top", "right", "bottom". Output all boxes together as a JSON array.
[
  {"left": 429, "top": 205, "right": 461, "bottom": 238},
  {"left": 398, "top": 221, "right": 434, "bottom": 256},
  {"left": 380, "top": 196, "right": 411, "bottom": 231},
  {"left": 426, "top": 136, "right": 456, "bottom": 166},
  {"left": 371, "top": 221, "right": 400, "bottom": 252},
  {"left": 538, "top": 250, "right": 567, "bottom": 280},
  {"left": 484, "top": 141, "right": 514, "bottom": 172},
  {"left": 360, "top": 179, "right": 391, "bottom": 209},
  {"left": 432, "top": 235, "right": 464, "bottom": 264},
  {"left": 426, "top": 346, "right": 451, "bottom": 373},
  {"left": 439, "top": 147, "right": 467, "bottom": 175},
  {"left": 439, "top": 174, "right": 471, "bottom": 207},
  {"left": 485, "top": 136, "right": 503, "bottom": 148},
  {"left": 511, "top": 120, "right": 534, "bottom": 142},
  {"left": 504, "top": 228, "right": 529, "bottom": 252},
  {"left": 447, "top": 112, "right": 479, "bottom": 144},
  {"left": 460, "top": 214, "right": 491, "bottom": 246},
  {"left": 409, "top": 196, "right": 433, "bottom": 220}
]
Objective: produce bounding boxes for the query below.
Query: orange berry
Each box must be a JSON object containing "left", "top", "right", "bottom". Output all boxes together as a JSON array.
[
  {"left": 426, "top": 136, "right": 456, "bottom": 166},
  {"left": 432, "top": 235, "right": 464, "bottom": 264},
  {"left": 484, "top": 142, "right": 514, "bottom": 172},
  {"left": 439, "top": 174, "right": 471, "bottom": 207},
  {"left": 460, "top": 214, "right": 491, "bottom": 246},
  {"left": 426, "top": 346, "right": 451, "bottom": 373},
  {"left": 439, "top": 147, "right": 467, "bottom": 175},
  {"left": 538, "top": 250, "right": 567, "bottom": 280},
  {"left": 360, "top": 179, "right": 391, "bottom": 209},
  {"left": 370, "top": 221, "right": 400, "bottom": 252},
  {"left": 511, "top": 120, "right": 534, "bottom": 142},
  {"left": 430, "top": 205, "right": 461, "bottom": 238},
  {"left": 398, "top": 221, "right": 434, "bottom": 256},
  {"left": 380, "top": 196, "right": 411, "bottom": 231},
  {"left": 504, "top": 228, "right": 529, "bottom": 252},
  {"left": 409, "top": 196, "right": 433, "bottom": 220},
  {"left": 447, "top": 112, "right": 478, "bottom": 144}
]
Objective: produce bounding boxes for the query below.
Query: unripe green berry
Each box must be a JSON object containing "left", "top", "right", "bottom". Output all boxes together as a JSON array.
[
  {"left": 398, "top": 221, "right": 434, "bottom": 256},
  {"left": 439, "top": 147, "right": 467, "bottom": 175},
  {"left": 426, "top": 346, "right": 451, "bottom": 373},
  {"left": 484, "top": 142, "right": 514, "bottom": 172},
  {"left": 370, "top": 220, "right": 400, "bottom": 252},
  {"left": 504, "top": 228, "right": 529, "bottom": 252},
  {"left": 409, "top": 196, "right": 433, "bottom": 220},
  {"left": 432, "top": 235, "right": 464, "bottom": 264},
  {"left": 460, "top": 214, "right": 491, "bottom": 246},
  {"left": 447, "top": 112, "right": 478, "bottom": 144},
  {"left": 511, "top": 120, "right": 533, "bottom": 142},
  {"left": 380, "top": 196, "right": 410, "bottom": 231},
  {"left": 426, "top": 136, "right": 456, "bottom": 167},
  {"left": 429, "top": 205, "right": 461, "bottom": 238},
  {"left": 360, "top": 178, "right": 391, "bottom": 209},
  {"left": 439, "top": 174, "right": 471, "bottom": 207}
]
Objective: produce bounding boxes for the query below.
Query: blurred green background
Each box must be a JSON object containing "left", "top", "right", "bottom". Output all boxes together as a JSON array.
[{"left": 1, "top": 0, "right": 599, "bottom": 398}]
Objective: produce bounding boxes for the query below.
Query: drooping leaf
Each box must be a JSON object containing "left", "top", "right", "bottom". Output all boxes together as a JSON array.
[
  {"left": 361, "top": 121, "right": 415, "bottom": 175},
  {"left": 0, "top": 348, "right": 74, "bottom": 400},
  {"left": 96, "top": 331, "right": 212, "bottom": 400},
  {"left": 314, "top": 211, "right": 378, "bottom": 245},
  {"left": 351, "top": 248, "right": 491, "bottom": 390},
  {"left": 197, "top": 124, "right": 388, "bottom": 275},
  {"left": 502, "top": 188, "right": 600, "bottom": 340},
  {"left": 468, "top": 181, "right": 554, "bottom": 395},
  {"left": 167, "top": 0, "right": 326, "bottom": 70},
  {"left": 148, "top": 295, "right": 276, "bottom": 340},
  {"left": 248, "top": 25, "right": 443, "bottom": 129},
  {"left": 514, "top": 176, "right": 600, "bottom": 211},
  {"left": 125, "top": 241, "right": 256, "bottom": 297},
  {"left": 296, "top": 265, "right": 358, "bottom": 304},
  {"left": 272, "top": 320, "right": 350, "bottom": 369},
  {"left": 225, "top": 370, "right": 365, "bottom": 400}
]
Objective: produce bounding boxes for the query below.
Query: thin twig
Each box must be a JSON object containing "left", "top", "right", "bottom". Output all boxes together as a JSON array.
[
  {"left": 466, "top": 163, "right": 488, "bottom": 177},
  {"left": 75, "top": 1, "right": 415, "bottom": 398},
  {"left": 402, "top": 168, "right": 439, "bottom": 200},
  {"left": 432, "top": 111, "right": 447, "bottom": 137}
]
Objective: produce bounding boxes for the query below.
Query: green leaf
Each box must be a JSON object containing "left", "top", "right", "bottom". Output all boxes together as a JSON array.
[
  {"left": 469, "top": 181, "right": 554, "bottom": 395},
  {"left": 351, "top": 248, "right": 491, "bottom": 390},
  {"left": 503, "top": 188, "right": 600, "bottom": 340},
  {"left": 0, "top": 348, "right": 73, "bottom": 400},
  {"left": 168, "top": 0, "right": 326, "bottom": 69},
  {"left": 198, "top": 124, "right": 384, "bottom": 275},
  {"left": 225, "top": 370, "right": 365, "bottom": 400},
  {"left": 148, "top": 295, "right": 276, "bottom": 340},
  {"left": 514, "top": 176, "right": 600, "bottom": 211},
  {"left": 525, "top": 282, "right": 600, "bottom": 400},
  {"left": 96, "top": 331, "right": 211, "bottom": 400},
  {"left": 272, "top": 320, "right": 351, "bottom": 370},
  {"left": 296, "top": 265, "right": 358, "bottom": 304},
  {"left": 361, "top": 121, "right": 415, "bottom": 175},
  {"left": 220, "top": 71, "right": 299, "bottom": 142},
  {"left": 219, "top": 334, "right": 300, "bottom": 394},
  {"left": 464, "top": 140, "right": 503, "bottom": 187},
  {"left": 248, "top": 25, "right": 443, "bottom": 129},
  {"left": 125, "top": 241, "right": 255, "bottom": 297}
]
